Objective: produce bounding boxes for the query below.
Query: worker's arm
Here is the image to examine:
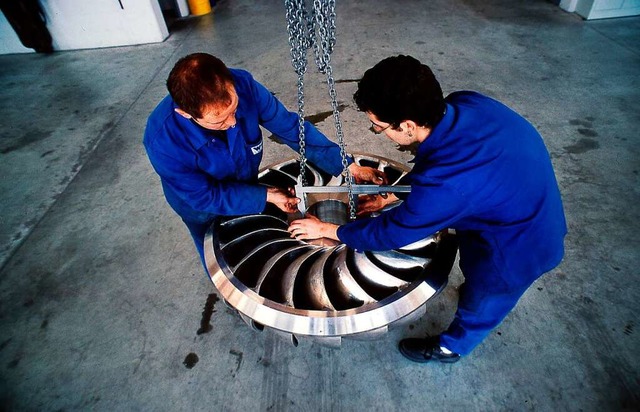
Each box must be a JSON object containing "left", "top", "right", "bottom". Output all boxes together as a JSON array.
[
  {"left": 287, "top": 192, "right": 397, "bottom": 239},
  {"left": 147, "top": 147, "right": 299, "bottom": 215},
  {"left": 289, "top": 178, "right": 469, "bottom": 251},
  {"left": 338, "top": 180, "right": 469, "bottom": 251},
  {"left": 246, "top": 74, "right": 346, "bottom": 176}
]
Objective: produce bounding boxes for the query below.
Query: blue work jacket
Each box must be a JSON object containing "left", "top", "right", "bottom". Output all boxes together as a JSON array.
[
  {"left": 338, "top": 91, "right": 567, "bottom": 277},
  {"left": 144, "top": 69, "right": 349, "bottom": 223}
]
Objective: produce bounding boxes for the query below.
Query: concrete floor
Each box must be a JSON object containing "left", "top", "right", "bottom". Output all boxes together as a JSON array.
[{"left": 1, "top": 0, "right": 639, "bottom": 410}]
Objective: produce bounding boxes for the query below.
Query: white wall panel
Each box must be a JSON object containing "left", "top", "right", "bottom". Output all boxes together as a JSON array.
[
  {"left": 575, "top": 0, "right": 640, "bottom": 18},
  {"left": 0, "top": 0, "right": 169, "bottom": 54}
]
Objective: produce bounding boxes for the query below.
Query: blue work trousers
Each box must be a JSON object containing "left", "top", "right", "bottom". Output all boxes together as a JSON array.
[
  {"left": 439, "top": 234, "right": 546, "bottom": 356},
  {"left": 182, "top": 218, "right": 214, "bottom": 273}
]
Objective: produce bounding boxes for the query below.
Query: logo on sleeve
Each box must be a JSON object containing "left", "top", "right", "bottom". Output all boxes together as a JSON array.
[{"left": 251, "top": 141, "right": 263, "bottom": 155}]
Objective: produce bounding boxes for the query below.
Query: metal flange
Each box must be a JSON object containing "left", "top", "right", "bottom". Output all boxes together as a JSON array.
[{"left": 204, "top": 154, "right": 457, "bottom": 346}]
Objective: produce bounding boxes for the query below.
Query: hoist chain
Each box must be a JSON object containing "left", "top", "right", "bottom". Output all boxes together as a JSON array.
[
  {"left": 285, "top": 0, "right": 310, "bottom": 186},
  {"left": 284, "top": 0, "right": 356, "bottom": 220}
]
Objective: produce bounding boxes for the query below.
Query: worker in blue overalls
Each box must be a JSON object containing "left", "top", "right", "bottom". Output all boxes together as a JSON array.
[
  {"left": 288, "top": 55, "right": 567, "bottom": 363},
  {"left": 144, "top": 53, "right": 384, "bottom": 267}
]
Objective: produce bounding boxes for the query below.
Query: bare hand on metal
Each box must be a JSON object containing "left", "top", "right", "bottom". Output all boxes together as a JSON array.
[
  {"left": 288, "top": 214, "right": 339, "bottom": 241},
  {"left": 266, "top": 186, "right": 300, "bottom": 213},
  {"left": 348, "top": 164, "right": 388, "bottom": 184},
  {"left": 357, "top": 193, "right": 399, "bottom": 215}
]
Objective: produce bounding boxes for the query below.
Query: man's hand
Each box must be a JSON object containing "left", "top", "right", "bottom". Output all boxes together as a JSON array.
[
  {"left": 348, "top": 163, "right": 387, "bottom": 184},
  {"left": 266, "top": 187, "right": 300, "bottom": 213},
  {"left": 288, "top": 214, "right": 339, "bottom": 241},
  {"left": 357, "top": 193, "right": 399, "bottom": 215}
]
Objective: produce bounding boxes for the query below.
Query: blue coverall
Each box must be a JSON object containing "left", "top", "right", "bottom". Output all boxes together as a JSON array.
[
  {"left": 144, "top": 69, "right": 349, "bottom": 263},
  {"left": 338, "top": 91, "right": 567, "bottom": 355}
]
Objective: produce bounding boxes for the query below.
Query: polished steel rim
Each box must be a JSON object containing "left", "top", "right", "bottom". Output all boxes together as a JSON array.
[{"left": 204, "top": 154, "right": 457, "bottom": 340}]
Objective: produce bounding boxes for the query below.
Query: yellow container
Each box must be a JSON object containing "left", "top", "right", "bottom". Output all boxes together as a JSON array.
[{"left": 188, "top": 0, "right": 212, "bottom": 16}]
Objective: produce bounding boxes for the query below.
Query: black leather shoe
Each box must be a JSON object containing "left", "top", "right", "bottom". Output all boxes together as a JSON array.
[{"left": 398, "top": 336, "right": 461, "bottom": 363}]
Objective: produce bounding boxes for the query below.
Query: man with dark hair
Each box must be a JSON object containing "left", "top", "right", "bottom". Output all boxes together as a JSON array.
[
  {"left": 288, "top": 55, "right": 567, "bottom": 363},
  {"left": 144, "top": 53, "right": 384, "bottom": 265}
]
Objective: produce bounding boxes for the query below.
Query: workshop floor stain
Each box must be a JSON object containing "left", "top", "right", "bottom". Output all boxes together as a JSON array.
[
  {"left": 230, "top": 349, "right": 243, "bottom": 376},
  {"left": 183, "top": 352, "right": 199, "bottom": 369},
  {"left": 577, "top": 128, "right": 598, "bottom": 137},
  {"left": 304, "top": 104, "right": 347, "bottom": 125},
  {"left": 624, "top": 322, "right": 634, "bottom": 335},
  {"left": 0, "top": 129, "right": 53, "bottom": 154},
  {"left": 265, "top": 105, "right": 348, "bottom": 143},
  {"left": 0, "top": 338, "right": 12, "bottom": 352},
  {"left": 197, "top": 293, "right": 220, "bottom": 335},
  {"left": 564, "top": 138, "right": 599, "bottom": 154}
]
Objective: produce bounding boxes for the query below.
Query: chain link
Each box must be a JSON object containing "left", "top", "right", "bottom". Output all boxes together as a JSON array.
[
  {"left": 285, "top": 0, "right": 309, "bottom": 185},
  {"left": 284, "top": 0, "right": 356, "bottom": 220}
]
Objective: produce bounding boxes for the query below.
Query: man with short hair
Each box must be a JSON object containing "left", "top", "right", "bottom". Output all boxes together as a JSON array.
[
  {"left": 288, "top": 55, "right": 567, "bottom": 362},
  {"left": 144, "top": 53, "right": 383, "bottom": 265}
]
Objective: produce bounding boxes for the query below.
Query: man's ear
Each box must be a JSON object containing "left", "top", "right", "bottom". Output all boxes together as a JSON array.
[
  {"left": 174, "top": 108, "right": 192, "bottom": 119},
  {"left": 401, "top": 120, "right": 418, "bottom": 133}
]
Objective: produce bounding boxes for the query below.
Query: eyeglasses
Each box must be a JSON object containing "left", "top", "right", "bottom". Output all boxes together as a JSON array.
[{"left": 370, "top": 121, "right": 392, "bottom": 134}]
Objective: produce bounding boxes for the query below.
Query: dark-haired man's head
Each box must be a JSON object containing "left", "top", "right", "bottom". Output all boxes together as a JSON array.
[
  {"left": 167, "top": 53, "right": 238, "bottom": 130},
  {"left": 354, "top": 55, "right": 445, "bottom": 130}
]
